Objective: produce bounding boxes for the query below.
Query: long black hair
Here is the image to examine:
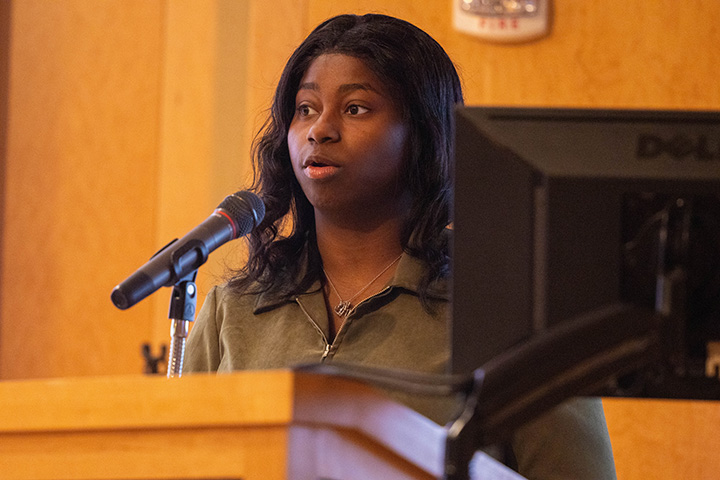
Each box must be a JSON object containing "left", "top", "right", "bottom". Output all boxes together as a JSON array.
[{"left": 229, "top": 13, "right": 464, "bottom": 305}]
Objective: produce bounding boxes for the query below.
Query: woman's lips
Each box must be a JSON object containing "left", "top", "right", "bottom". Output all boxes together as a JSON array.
[{"left": 302, "top": 156, "right": 340, "bottom": 180}]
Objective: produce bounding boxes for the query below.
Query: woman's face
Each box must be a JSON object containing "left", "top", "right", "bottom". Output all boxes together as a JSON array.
[{"left": 288, "top": 53, "right": 410, "bottom": 221}]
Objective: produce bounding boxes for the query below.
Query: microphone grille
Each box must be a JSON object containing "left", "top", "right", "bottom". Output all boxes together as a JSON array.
[{"left": 219, "top": 191, "right": 266, "bottom": 237}]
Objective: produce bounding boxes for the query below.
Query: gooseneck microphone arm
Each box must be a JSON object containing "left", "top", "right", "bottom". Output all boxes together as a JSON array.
[{"left": 166, "top": 269, "right": 199, "bottom": 378}]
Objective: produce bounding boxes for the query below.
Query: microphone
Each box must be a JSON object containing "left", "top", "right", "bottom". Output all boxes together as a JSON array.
[{"left": 111, "top": 191, "right": 265, "bottom": 310}]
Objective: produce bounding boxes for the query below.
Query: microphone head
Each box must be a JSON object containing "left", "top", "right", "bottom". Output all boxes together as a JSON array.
[{"left": 219, "top": 191, "right": 266, "bottom": 237}]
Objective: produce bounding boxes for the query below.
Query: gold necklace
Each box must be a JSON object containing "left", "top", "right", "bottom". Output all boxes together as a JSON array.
[{"left": 323, "top": 254, "right": 402, "bottom": 318}]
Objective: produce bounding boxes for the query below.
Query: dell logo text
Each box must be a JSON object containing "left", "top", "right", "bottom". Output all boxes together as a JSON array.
[{"left": 637, "top": 134, "right": 719, "bottom": 161}]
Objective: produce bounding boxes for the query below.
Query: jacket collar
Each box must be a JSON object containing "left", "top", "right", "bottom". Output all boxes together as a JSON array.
[{"left": 252, "top": 251, "right": 449, "bottom": 314}]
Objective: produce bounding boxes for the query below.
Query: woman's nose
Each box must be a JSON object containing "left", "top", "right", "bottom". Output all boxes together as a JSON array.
[{"left": 307, "top": 111, "right": 340, "bottom": 144}]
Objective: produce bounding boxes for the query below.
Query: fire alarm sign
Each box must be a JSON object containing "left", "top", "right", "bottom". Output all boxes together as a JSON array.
[{"left": 453, "top": 0, "right": 551, "bottom": 43}]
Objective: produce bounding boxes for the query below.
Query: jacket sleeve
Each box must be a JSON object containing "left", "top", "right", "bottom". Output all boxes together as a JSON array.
[
  {"left": 184, "top": 286, "right": 222, "bottom": 373},
  {"left": 511, "top": 397, "right": 617, "bottom": 480}
]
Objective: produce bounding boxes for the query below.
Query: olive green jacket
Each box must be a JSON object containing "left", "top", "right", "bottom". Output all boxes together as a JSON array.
[{"left": 185, "top": 253, "right": 616, "bottom": 479}]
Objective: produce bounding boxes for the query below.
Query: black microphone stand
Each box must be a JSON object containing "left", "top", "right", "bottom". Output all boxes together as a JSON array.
[{"left": 166, "top": 269, "right": 199, "bottom": 378}]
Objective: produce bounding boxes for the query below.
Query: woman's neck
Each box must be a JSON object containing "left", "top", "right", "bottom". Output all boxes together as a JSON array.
[{"left": 315, "top": 209, "right": 406, "bottom": 294}]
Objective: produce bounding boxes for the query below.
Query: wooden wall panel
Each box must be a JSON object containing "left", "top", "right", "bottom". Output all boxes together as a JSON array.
[
  {"left": 0, "top": 0, "right": 311, "bottom": 378},
  {"left": 603, "top": 398, "right": 720, "bottom": 480},
  {"left": 151, "top": 0, "right": 254, "bottom": 347},
  {"left": 0, "top": 1, "right": 164, "bottom": 378},
  {"left": 306, "top": 0, "right": 720, "bottom": 110},
  {"left": 152, "top": 0, "right": 308, "bottom": 347},
  {"left": 0, "top": 0, "right": 9, "bottom": 290}
]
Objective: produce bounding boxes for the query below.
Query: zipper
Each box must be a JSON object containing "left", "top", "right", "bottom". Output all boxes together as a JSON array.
[
  {"left": 296, "top": 286, "right": 394, "bottom": 362},
  {"left": 295, "top": 297, "right": 334, "bottom": 361},
  {"left": 321, "top": 343, "right": 333, "bottom": 360},
  {"left": 320, "top": 318, "right": 353, "bottom": 362}
]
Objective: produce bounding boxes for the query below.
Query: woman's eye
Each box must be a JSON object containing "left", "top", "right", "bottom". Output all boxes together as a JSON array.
[
  {"left": 297, "top": 104, "right": 318, "bottom": 116},
  {"left": 346, "top": 104, "right": 369, "bottom": 115}
]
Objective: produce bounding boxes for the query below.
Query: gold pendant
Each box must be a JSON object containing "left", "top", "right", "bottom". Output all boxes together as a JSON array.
[{"left": 334, "top": 301, "right": 353, "bottom": 318}]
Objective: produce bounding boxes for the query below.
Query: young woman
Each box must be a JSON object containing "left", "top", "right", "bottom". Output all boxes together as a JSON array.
[{"left": 185, "top": 13, "right": 616, "bottom": 478}]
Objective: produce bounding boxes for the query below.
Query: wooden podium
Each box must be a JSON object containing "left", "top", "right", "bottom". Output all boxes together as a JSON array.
[
  {"left": 0, "top": 370, "right": 526, "bottom": 479},
  {"left": 0, "top": 369, "right": 524, "bottom": 480},
  {"left": 0, "top": 370, "right": 446, "bottom": 479}
]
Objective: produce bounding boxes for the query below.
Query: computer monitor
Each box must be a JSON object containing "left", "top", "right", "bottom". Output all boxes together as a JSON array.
[{"left": 450, "top": 106, "right": 720, "bottom": 399}]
